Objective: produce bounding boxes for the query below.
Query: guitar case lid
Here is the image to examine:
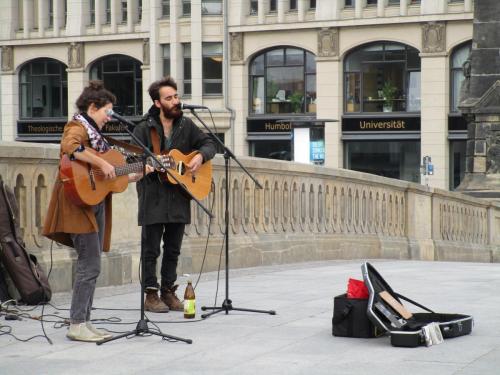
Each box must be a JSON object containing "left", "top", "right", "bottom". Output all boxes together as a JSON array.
[{"left": 361, "top": 262, "right": 473, "bottom": 347}]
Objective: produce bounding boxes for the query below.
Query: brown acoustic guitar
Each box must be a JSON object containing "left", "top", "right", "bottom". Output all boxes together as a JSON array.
[
  {"left": 159, "top": 149, "right": 213, "bottom": 201},
  {"left": 60, "top": 148, "right": 171, "bottom": 207}
]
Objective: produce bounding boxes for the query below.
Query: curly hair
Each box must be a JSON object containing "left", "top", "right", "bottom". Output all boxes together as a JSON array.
[
  {"left": 148, "top": 76, "right": 178, "bottom": 102},
  {"left": 75, "top": 80, "right": 116, "bottom": 112}
]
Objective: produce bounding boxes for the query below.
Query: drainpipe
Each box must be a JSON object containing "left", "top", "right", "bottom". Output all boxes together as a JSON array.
[{"left": 223, "top": 0, "right": 236, "bottom": 149}]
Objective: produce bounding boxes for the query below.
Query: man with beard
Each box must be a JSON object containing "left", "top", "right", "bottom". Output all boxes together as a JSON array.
[{"left": 132, "top": 76, "right": 216, "bottom": 313}]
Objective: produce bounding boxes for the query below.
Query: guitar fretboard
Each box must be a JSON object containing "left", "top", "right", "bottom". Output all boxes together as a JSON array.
[{"left": 114, "top": 162, "right": 144, "bottom": 176}]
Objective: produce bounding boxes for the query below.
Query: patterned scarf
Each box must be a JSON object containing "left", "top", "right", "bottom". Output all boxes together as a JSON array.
[{"left": 73, "top": 113, "right": 110, "bottom": 153}]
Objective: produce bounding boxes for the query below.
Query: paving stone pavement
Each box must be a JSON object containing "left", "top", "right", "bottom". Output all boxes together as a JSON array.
[{"left": 1, "top": 259, "right": 499, "bottom": 375}]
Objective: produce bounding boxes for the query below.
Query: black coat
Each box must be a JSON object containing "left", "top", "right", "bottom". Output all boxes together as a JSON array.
[{"left": 132, "top": 106, "right": 217, "bottom": 226}]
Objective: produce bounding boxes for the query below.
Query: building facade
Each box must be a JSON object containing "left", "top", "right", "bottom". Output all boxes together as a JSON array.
[{"left": 0, "top": 0, "right": 474, "bottom": 190}]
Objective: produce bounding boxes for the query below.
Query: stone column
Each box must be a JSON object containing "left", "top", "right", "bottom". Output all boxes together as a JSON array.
[
  {"left": 420, "top": 22, "right": 449, "bottom": 189},
  {"left": 0, "top": 0, "right": 18, "bottom": 40},
  {"left": 23, "top": 0, "right": 34, "bottom": 38},
  {"left": 230, "top": 32, "right": 246, "bottom": 154},
  {"left": 458, "top": 0, "right": 500, "bottom": 197},
  {"left": 355, "top": 0, "right": 366, "bottom": 18},
  {"left": 400, "top": 0, "right": 409, "bottom": 16},
  {"left": 67, "top": 42, "right": 86, "bottom": 120},
  {"left": 377, "top": 0, "right": 387, "bottom": 17},
  {"left": 316, "top": 28, "right": 341, "bottom": 168},
  {"left": 258, "top": 0, "right": 266, "bottom": 24},
  {"left": 191, "top": 0, "right": 202, "bottom": 104},
  {"left": 1, "top": 46, "right": 16, "bottom": 141}
]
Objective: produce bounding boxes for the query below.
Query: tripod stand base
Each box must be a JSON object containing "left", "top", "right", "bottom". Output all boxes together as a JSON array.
[
  {"left": 96, "top": 318, "right": 192, "bottom": 345},
  {"left": 201, "top": 299, "right": 276, "bottom": 319}
]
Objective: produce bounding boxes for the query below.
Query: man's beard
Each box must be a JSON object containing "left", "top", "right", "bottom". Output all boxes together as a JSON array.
[{"left": 160, "top": 103, "right": 182, "bottom": 119}]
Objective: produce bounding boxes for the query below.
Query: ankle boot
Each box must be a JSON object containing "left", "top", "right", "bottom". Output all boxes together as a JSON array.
[
  {"left": 86, "top": 321, "right": 113, "bottom": 339},
  {"left": 144, "top": 288, "right": 169, "bottom": 313},
  {"left": 66, "top": 323, "right": 103, "bottom": 342},
  {"left": 161, "top": 285, "right": 184, "bottom": 311}
]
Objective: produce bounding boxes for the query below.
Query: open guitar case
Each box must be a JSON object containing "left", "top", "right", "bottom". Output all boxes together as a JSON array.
[{"left": 361, "top": 262, "right": 473, "bottom": 347}]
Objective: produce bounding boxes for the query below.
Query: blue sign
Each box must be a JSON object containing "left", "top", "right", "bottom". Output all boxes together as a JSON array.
[{"left": 310, "top": 140, "right": 325, "bottom": 163}]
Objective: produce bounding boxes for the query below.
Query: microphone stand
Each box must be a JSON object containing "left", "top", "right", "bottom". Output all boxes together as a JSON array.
[
  {"left": 186, "top": 108, "right": 276, "bottom": 319},
  {"left": 98, "top": 117, "right": 213, "bottom": 345}
]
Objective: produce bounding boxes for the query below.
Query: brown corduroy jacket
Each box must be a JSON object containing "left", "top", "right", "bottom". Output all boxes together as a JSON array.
[{"left": 42, "top": 120, "right": 113, "bottom": 251}]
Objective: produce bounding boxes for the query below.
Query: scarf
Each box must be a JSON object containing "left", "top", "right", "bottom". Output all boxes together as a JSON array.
[{"left": 73, "top": 113, "right": 110, "bottom": 153}]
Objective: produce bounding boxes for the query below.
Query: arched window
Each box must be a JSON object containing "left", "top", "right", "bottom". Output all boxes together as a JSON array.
[
  {"left": 19, "top": 58, "right": 68, "bottom": 119},
  {"left": 450, "top": 41, "right": 472, "bottom": 112},
  {"left": 249, "top": 47, "right": 316, "bottom": 115},
  {"left": 344, "top": 42, "right": 421, "bottom": 113},
  {"left": 90, "top": 54, "right": 142, "bottom": 116}
]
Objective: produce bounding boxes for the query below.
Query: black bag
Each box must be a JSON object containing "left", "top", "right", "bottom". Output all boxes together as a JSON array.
[
  {"left": 332, "top": 293, "right": 378, "bottom": 338},
  {"left": 0, "top": 180, "right": 51, "bottom": 305},
  {"left": 361, "top": 262, "right": 473, "bottom": 347}
]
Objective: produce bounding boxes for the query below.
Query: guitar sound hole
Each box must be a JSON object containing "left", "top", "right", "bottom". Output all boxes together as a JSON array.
[{"left": 177, "top": 161, "right": 186, "bottom": 176}]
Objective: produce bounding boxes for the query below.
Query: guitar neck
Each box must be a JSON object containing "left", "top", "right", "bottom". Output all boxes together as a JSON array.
[{"left": 113, "top": 162, "right": 144, "bottom": 176}]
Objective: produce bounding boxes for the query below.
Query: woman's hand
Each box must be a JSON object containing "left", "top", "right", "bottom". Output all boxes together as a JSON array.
[
  {"left": 128, "top": 165, "right": 154, "bottom": 183},
  {"left": 100, "top": 160, "right": 116, "bottom": 179}
]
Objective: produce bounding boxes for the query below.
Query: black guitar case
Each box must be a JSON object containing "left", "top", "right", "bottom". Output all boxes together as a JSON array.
[
  {"left": 361, "top": 262, "right": 473, "bottom": 347},
  {"left": 0, "top": 180, "right": 51, "bottom": 305}
]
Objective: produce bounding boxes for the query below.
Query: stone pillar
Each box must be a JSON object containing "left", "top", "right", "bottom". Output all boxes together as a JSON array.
[
  {"left": 298, "top": 0, "right": 307, "bottom": 22},
  {"left": 316, "top": 28, "right": 341, "bottom": 168},
  {"left": 229, "top": 30, "right": 246, "bottom": 154},
  {"left": 355, "top": 0, "right": 366, "bottom": 18},
  {"left": 258, "top": 0, "right": 266, "bottom": 24},
  {"left": 23, "top": 0, "right": 34, "bottom": 38},
  {"left": 191, "top": 0, "right": 202, "bottom": 104},
  {"left": 400, "top": 0, "right": 409, "bottom": 16},
  {"left": 277, "top": 0, "right": 286, "bottom": 23},
  {"left": 377, "top": 0, "right": 387, "bottom": 17},
  {"left": 1, "top": 47, "right": 16, "bottom": 141},
  {"left": 420, "top": 22, "right": 449, "bottom": 189},
  {"left": 458, "top": 0, "right": 500, "bottom": 197},
  {"left": 406, "top": 188, "right": 435, "bottom": 261},
  {"left": 67, "top": 40, "right": 87, "bottom": 119},
  {"left": 0, "top": 0, "right": 18, "bottom": 40}
]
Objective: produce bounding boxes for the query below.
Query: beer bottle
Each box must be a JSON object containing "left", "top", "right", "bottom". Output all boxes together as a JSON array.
[{"left": 184, "top": 280, "right": 196, "bottom": 319}]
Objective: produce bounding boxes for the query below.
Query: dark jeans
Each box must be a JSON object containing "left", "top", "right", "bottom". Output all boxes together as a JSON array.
[
  {"left": 69, "top": 202, "right": 105, "bottom": 323},
  {"left": 142, "top": 223, "right": 185, "bottom": 290}
]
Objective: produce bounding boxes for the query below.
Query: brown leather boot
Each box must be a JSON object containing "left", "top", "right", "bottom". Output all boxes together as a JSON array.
[
  {"left": 161, "top": 285, "right": 184, "bottom": 311},
  {"left": 144, "top": 288, "right": 169, "bottom": 313}
]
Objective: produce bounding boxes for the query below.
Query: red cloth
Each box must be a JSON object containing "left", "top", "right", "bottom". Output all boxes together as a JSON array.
[{"left": 346, "top": 278, "right": 369, "bottom": 299}]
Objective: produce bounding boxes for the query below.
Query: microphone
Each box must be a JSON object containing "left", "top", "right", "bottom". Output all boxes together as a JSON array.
[
  {"left": 105, "top": 109, "right": 136, "bottom": 127},
  {"left": 180, "top": 102, "right": 208, "bottom": 110}
]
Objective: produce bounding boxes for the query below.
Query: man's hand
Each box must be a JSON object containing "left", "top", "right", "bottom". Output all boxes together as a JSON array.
[
  {"left": 100, "top": 161, "right": 116, "bottom": 179},
  {"left": 187, "top": 153, "right": 204, "bottom": 174}
]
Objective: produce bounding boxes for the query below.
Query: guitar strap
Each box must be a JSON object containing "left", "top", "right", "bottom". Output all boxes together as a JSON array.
[
  {"left": 150, "top": 127, "right": 161, "bottom": 155},
  {"left": 104, "top": 135, "right": 144, "bottom": 155}
]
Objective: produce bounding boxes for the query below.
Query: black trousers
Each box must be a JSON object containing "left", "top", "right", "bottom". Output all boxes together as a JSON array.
[{"left": 142, "top": 223, "right": 185, "bottom": 290}]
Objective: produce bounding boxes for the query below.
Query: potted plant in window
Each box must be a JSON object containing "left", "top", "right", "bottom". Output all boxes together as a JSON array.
[
  {"left": 381, "top": 81, "right": 397, "bottom": 112},
  {"left": 289, "top": 91, "right": 304, "bottom": 113}
]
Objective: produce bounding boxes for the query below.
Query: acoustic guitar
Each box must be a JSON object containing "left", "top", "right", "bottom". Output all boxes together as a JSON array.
[
  {"left": 60, "top": 148, "right": 171, "bottom": 207},
  {"left": 159, "top": 149, "right": 213, "bottom": 201}
]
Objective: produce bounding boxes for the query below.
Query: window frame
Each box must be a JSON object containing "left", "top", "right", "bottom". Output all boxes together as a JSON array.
[
  {"left": 183, "top": 43, "right": 192, "bottom": 96},
  {"left": 19, "top": 58, "right": 68, "bottom": 119},
  {"left": 449, "top": 41, "right": 472, "bottom": 113},
  {"left": 249, "top": 46, "right": 317, "bottom": 116},
  {"left": 89, "top": 54, "right": 143, "bottom": 116},
  {"left": 201, "top": 0, "right": 222, "bottom": 15},
  {"left": 202, "top": 42, "right": 223, "bottom": 96},
  {"left": 343, "top": 42, "right": 421, "bottom": 114}
]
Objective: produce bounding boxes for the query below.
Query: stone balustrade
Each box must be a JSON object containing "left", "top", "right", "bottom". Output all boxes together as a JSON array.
[{"left": 0, "top": 141, "right": 498, "bottom": 293}]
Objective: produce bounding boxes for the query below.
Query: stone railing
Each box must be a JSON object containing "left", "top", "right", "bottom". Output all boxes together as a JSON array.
[{"left": 1, "top": 141, "right": 498, "bottom": 293}]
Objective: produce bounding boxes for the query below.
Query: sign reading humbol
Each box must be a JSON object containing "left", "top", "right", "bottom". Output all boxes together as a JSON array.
[
  {"left": 247, "top": 118, "right": 292, "bottom": 133},
  {"left": 342, "top": 116, "right": 420, "bottom": 132}
]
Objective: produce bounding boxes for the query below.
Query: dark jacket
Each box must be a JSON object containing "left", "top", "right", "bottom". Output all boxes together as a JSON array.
[{"left": 132, "top": 105, "right": 216, "bottom": 225}]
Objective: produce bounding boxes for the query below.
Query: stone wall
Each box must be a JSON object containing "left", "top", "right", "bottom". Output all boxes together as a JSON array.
[{"left": 1, "top": 141, "right": 499, "bottom": 293}]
